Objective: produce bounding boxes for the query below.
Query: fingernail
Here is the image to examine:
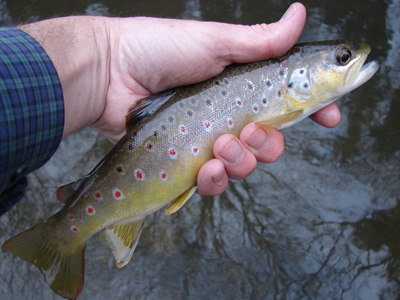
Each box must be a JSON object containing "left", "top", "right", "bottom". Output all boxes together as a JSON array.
[
  {"left": 246, "top": 128, "right": 270, "bottom": 151},
  {"left": 212, "top": 168, "right": 226, "bottom": 186},
  {"left": 219, "top": 138, "right": 243, "bottom": 164},
  {"left": 279, "top": 3, "right": 298, "bottom": 22}
]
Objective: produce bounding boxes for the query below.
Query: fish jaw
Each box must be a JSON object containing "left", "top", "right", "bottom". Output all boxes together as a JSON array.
[{"left": 350, "top": 59, "right": 380, "bottom": 90}]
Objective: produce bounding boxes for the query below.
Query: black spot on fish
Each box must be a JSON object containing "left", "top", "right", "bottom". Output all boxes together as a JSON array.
[
  {"left": 221, "top": 90, "right": 227, "bottom": 96},
  {"left": 168, "top": 116, "right": 174, "bottom": 122},
  {"left": 288, "top": 82, "right": 293, "bottom": 88},
  {"left": 278, "top": 91, "right": 281, "bottom": 97},
  {"left": 117, "top": 166, "right": 123, "bottom": 172},
  {"left": 187, "top": 111, "right": 193, "bottom": 117},
  {"left": 191, "top": 98, "right": 197, "bottom": 104},
  {"left": 300, "top": 69, "right": 305, "bottom": 75},
  {"left": 153, "top": 131, "right": 158, "bottom": 137},
  {"left": 224, "top": 79, "right": 229, "bottom": 84},
  {"left": 215, "top": 81, "right": 220, "bottom": 85},
  {"left": 266, "top": 81, "right": 272, "bottom": 88},
  {"left": 128, "top": 143, "right": 134, "bottom": 151},
  {"left": 262, "top": 98, "right": 267, "bottom": 105},
  {"left": 248, "top": 84, "right": 253, "bottom": 90},
  {"left": 303, "top": 83, "right": 309, "bottom": 89},
  {"left": 161, "top": 124, "right": 167, "bottom": 130},
  {"left": 279, "top": 70, "right": 285, "bottom": 76},
  {"left": 206, "top": 99, "right": 212, "bottom": 106}
]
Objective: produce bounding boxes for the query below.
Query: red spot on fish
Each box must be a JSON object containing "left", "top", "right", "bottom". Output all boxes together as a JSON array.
[
  {"left": 87, "top": 206, "right": 95, "bottom": 215},
  {"left": 179, "top": 125, "right": 187, "bottom": 134},
  {"left": 227, "top": 117, "right": 234, "bottom": 129},
  {"left": 169, "top": 148, "right": 177, "bottom": 159},
  {"left": 190, "top": 145, "right": 200, "bottom": 155},
  {"left": 95, "top": 192, "right": 102, "bottom": 201},
  {"left": 160, "top": 171, "right": 167, "bottom": 181},
  {"left": 147, "top": 143, "right": 153, "bottom": 150},
  {"left": 69, "top": 215, "right": 74, "bottom": 220},
  {"left": 71, "top": 226, "right": 79, "bottom": 233},
  {"left": 134, "top": 169, "right": 145, "bottom": 181},
  {"left": 191, "top": 145, "right": 199, "bottom": 155},
  {"left": 253, "top": 104, "right": 259, "bottom": 113},
  {"left": 235, "top": 97, "right": 243, "bottom": 107},
  {"left": 203, "top": 121, "right": 212, "bottom": 132},
  {"left": 112, "top": 188, "right": 124, "bottom": 200}
]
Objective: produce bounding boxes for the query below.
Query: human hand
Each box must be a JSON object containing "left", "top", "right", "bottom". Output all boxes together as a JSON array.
[{"left": 18, "top": 2, "right": 340, "bottom": 196}]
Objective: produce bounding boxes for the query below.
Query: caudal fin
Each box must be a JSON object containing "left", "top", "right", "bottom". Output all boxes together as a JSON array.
[{"left": 2, "top": 223, "right": 85, "bottom": 299}]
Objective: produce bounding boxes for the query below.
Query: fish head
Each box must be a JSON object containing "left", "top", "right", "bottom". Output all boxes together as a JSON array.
[{"left": 286, "top": 41, "right": 379, "bottom": 110}]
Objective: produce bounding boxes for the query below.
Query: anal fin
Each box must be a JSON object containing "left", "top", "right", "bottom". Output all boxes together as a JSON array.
[
  {"left": 165, "top": 186, "right": 197, "bottom": 216},
  {"left": 99, "top": 218, "right": 146, "bottom": 268},
  {"left": 256, "top": 110, "right": 303, "bottom": 127}
]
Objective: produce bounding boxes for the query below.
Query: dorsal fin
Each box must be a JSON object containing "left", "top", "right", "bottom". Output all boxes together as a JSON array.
[{"left": 126, "top": 89, "right": 177, "bottom": 131}]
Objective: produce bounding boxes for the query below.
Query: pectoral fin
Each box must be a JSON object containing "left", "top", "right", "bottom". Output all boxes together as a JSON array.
[
  {"left": 165, "top": 186, "right": 197, "bottom": 216},
  {"left": 256, "top": 110, "right": 303, "bottom": 127},
  {"left": 99, "top": 218, "right": 146, "bottom": 268},
  {"left": 56, "top": 182, "right": 77, "bottom": 203}
]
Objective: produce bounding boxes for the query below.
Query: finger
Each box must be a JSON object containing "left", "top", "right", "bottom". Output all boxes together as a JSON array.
[
  {"left": 309, "top": 103, "right": 341, "bottom": 128},
  {"left": 197, "top": 159, "right": 228, "bottom": 196},
  {"left": 127, "top": 3, "right": 306, "bottom": 93},
  {"left": 213, "top": 135, "right": 258, "bottom": 180},
  {"left": 216, "top": 2, "right": 307, "bottom": 64},
  {"left": 239, "top": 123, "right": 285, "bottom": 163}
]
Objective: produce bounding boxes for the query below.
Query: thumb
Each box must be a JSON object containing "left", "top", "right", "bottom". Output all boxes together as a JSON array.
[{"left": 216, "top": 2, "right": 307, "bottom": 64}]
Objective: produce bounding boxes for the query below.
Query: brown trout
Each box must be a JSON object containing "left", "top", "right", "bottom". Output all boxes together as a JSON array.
[{"left": 2, "top": 41, "right": 379, "bottom": 299}]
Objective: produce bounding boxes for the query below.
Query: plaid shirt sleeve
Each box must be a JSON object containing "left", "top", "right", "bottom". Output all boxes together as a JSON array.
[{"left": 0, "top": 27, "right": 64, "bottom": 215}]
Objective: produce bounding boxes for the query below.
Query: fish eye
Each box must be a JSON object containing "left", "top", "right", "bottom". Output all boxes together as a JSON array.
[{"left": 336, "top": 48, "right": 352, "bottom": 65}]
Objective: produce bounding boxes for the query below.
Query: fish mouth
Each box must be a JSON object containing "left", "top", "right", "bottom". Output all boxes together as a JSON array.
[{"left": 351, "top": 56, "right": 380, "bottom": 89}]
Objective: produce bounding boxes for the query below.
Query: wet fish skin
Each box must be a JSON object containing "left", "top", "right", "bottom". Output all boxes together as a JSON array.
[{"left": 1, "top": 41, "right": 379, "bottom": 299}]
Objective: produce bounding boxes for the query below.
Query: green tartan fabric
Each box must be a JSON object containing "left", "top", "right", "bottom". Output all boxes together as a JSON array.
[{"left": 0, "top": 27, "right": 64, "bottom": 215}]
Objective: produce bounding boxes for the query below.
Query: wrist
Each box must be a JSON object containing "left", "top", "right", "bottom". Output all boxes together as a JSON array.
[{"left": 18, "top": 16, "right": 111, "bottom": 139}]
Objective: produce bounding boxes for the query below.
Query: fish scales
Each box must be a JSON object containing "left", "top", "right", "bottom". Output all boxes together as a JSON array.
[
  {"left": 62, "top": 58, "right": 290, "bottom": 234},
  {"left": 1, "top": 41, "right": 379, "bottom": 299}
]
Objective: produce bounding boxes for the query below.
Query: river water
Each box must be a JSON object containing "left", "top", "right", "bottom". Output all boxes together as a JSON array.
[{"left": 0, "top": 1, "right": 399, "bottom": 299}]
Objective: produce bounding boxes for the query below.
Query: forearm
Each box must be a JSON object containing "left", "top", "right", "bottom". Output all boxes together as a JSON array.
[
  {"left": 18, "top": 16, "right": 111, "bottom": 139},
  {"left": 0, "top": 27, "right": 64, "bottom": 214}
]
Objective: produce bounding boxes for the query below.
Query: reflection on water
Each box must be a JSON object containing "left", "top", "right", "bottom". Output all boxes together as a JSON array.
[{"left": 0, "top": 1, "right": 399, "bottom": 299}]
